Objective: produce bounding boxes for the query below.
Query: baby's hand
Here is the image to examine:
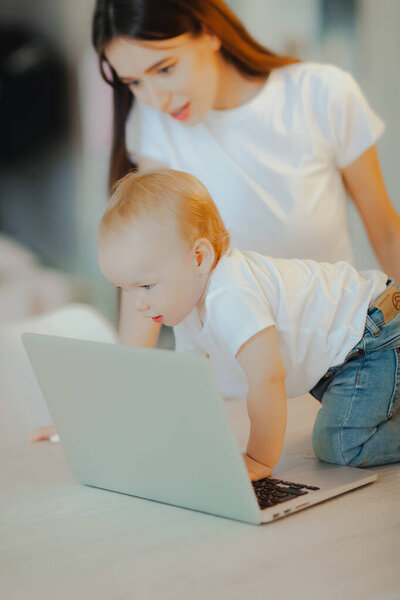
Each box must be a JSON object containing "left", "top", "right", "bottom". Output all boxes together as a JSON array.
[
  {"left": 242, "top": 453, "right": 272, "bottom": 481},
  {"left": 30, "top": 426, "right": 59, "bottom": 443}
]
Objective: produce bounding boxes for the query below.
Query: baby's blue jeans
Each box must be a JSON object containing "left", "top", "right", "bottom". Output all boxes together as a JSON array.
[{"left": 310, "top": 282, "right": 400, "bottom": 467}]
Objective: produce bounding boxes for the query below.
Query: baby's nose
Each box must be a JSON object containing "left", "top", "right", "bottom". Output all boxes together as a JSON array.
[{"left": 133, "top": 296, "right": 150, "bottom": 312}]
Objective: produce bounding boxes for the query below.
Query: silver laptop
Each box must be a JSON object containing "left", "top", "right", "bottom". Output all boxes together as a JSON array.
[{"left": 22, "top": 333, "right": 377, "bottom": 525}]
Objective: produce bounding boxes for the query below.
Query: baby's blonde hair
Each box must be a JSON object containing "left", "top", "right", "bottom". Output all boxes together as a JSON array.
[{"left": 99, "top": 168, "right": 231, "bottom": 266}]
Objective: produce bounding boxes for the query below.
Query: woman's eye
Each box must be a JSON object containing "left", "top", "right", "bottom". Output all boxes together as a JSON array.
[
  {"left": 124, "top": 78, "right": 140, "bottom": 88},
  {"left": 140, "top": 284, "right": 155, "bottom": 291}
]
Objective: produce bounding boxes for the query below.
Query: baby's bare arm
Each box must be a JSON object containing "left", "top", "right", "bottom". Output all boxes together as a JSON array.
[{"left": 236, "top": 326, "right": 287, "bottom": 480}]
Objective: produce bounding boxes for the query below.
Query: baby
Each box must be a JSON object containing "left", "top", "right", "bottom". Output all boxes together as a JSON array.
[{"left": 98, "top": 168, "right": 400, "bottom": 480}]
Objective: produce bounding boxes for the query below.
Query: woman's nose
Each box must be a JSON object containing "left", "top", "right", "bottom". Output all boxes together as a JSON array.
[{"left": 142, "top": 81, "right": 171, "bottom": 112}]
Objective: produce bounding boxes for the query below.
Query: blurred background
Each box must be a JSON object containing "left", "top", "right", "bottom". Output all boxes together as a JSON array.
[{"left": 1, "top": 0, "right": 399, "bottom": 327}]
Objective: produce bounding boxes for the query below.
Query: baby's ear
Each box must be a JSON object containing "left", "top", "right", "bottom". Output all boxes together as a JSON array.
[{"left": 193, "top": 238, "right": 215, "bottom": 274}]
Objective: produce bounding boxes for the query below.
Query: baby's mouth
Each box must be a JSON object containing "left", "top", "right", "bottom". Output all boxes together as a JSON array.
[{"left": 151, "top": 315, "right": 163, "bottom": 323}]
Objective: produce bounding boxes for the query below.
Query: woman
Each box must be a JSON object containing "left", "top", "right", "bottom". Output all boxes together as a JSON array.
[{"left": 91, "top": 0, "right": 400, "bottom": 349}]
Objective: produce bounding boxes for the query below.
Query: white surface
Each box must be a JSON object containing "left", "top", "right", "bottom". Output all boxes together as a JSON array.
[{"left": 1, "top": 393, "right": 399, "bottom": 600}]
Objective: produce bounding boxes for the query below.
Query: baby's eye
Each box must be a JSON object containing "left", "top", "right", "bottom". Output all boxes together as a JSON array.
[
  {"left": 140, "top": 284, "right": 155, "bottom": 291},
  {"left": 158, "top": 64, "right": 175, "bottom": 75}
]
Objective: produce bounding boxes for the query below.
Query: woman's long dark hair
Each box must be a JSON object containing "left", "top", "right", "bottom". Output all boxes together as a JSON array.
[{"left": 92, "top": 0, "right": 299, "bottom": 191}]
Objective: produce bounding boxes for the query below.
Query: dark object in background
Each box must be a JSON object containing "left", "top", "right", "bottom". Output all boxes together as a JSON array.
[{"left": 0, "top": 25, "right": 68, "bottom": 163}]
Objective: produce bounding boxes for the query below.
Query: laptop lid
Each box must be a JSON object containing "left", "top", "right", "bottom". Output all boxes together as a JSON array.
[{"left": 22, "top": 333, "right": 261, "bottom": 524}]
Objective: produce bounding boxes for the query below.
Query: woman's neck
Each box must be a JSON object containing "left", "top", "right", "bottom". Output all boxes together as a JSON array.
[{"left": 213, "top": 54, "right": 268, "bottom": 111}]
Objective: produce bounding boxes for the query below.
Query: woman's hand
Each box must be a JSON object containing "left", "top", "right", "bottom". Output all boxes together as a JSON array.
[
  {"left": 242, "top": 453, "right": 272, "bottom": 481},
  {"left": 30, "top": 426, "right": 59, "bottom": 443}
]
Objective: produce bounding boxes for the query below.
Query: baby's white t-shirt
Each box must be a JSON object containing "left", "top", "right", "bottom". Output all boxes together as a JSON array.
[
  {"left": 174, "top": 247, "right": 387, "bottom": 399},
  {"left": 127, "top": 62, "right": 385, "bottom": 264}
]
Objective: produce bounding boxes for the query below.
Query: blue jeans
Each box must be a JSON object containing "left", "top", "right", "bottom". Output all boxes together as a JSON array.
[{"left": 310, "top": 283, "right": 400, "bottom": 467}]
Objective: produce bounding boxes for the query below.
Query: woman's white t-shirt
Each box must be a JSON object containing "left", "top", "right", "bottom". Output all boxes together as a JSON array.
[
  {"left": 126, "top": 62, "right": 385, "bottom": 263},
  {"left": 174, "top": 247, "right": 388, "bottom": 399}
]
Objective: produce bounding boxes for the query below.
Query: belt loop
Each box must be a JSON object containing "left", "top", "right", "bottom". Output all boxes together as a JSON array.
[{"left": 365, "top": 314, "right": 381, "bottom": 337}]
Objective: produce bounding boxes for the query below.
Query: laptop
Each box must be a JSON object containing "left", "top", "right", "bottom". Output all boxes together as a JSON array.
[{"left": 22, "top": 333, "right": 377, "bottom": 525}]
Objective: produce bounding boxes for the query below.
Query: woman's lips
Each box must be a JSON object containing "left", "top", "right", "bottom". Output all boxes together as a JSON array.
[
  {"left": 151, "top": 315, "right": 163, "bottom": 323},
  {"left": 169, "top": 102, "right": 190, "bottom": 121}
]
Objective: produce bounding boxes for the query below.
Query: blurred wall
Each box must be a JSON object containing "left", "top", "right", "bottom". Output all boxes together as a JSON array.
[{"left": 0, "top": 0, "right": 94, "bottom": 66}]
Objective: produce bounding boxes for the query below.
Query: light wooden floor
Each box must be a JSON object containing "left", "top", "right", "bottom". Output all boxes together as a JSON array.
[{"left": 1, "top": 394, "right": 399, "bottom": 600}]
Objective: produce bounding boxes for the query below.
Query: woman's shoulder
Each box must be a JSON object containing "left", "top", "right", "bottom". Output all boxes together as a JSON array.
[
  {"left": 271, "top": 61, "right": 363, "bottom": 116},
  {"left": 273, "top": 61, "right": 354, "bottom": 88}
]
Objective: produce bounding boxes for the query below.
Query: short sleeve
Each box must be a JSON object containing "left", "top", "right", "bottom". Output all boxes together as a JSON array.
[
  {"left": 125, "top": 100, "right": 171, "bottom": 166},
  {"left": 206, "top": 286, "right": 276, "bottom": 358},
  {"left": 309, "top": 65, "right": 385, "bottom": 168}
]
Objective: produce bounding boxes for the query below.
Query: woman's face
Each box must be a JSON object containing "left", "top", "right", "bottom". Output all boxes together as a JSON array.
[{"left": 104, "top": 32, "right": 222, "bottom": 126}]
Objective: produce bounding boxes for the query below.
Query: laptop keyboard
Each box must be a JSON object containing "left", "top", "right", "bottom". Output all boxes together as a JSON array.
[{"left": 252, "top": 477, "right": 320, "bottom": 510}]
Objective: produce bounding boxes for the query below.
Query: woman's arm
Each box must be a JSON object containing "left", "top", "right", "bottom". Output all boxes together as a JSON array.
[
  {"left": 341, "top": 145, "right": 400, "bottom": 280},
  {"left": 236, "top": 326, "right": 287, "bottom": 481},
  {"left": 119, "top": 289, "right": 161, "bottom": 347}
]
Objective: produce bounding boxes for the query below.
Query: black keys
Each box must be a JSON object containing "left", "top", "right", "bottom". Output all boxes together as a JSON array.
[
  {"left": 280, "top": 480, "right": 320, "bottom": 491},
  {"left": 281, "top": 488, "right": 308, "bottom": 496},
  {"left": 252, "top": 476, "right": 320, "bottom": 509}
]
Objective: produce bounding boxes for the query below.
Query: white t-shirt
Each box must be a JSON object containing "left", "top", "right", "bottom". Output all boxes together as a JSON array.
[
  {"left": 174, "top": 247, "right": 387, "bottom": 399},
  {"left": 127, "top": 62, "right": 385, "bottom": 263}
]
